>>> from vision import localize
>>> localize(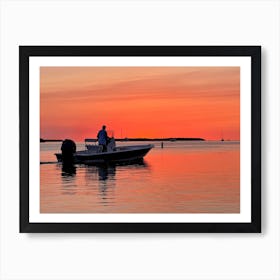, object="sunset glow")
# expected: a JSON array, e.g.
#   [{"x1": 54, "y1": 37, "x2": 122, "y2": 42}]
[{"x1": 40, "y1": 67, "x2": 240, "y2": 141}]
